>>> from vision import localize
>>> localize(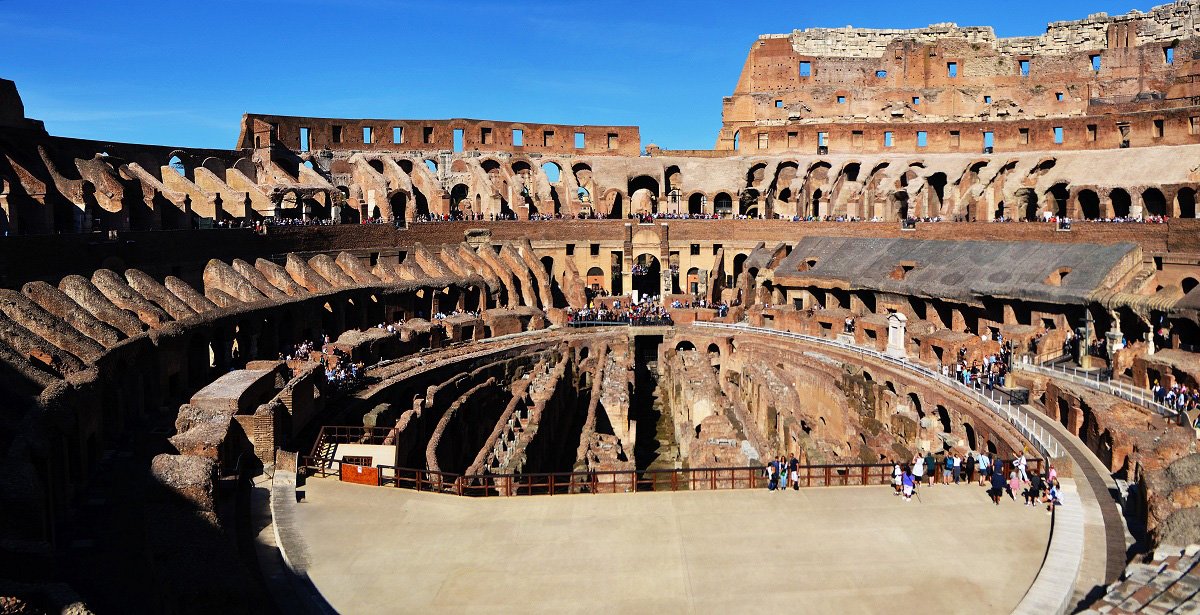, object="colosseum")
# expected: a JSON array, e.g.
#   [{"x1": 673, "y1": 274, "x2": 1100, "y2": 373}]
[{"x1": 2, "y1": 2, "x2": 1200, "y2": 614}]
